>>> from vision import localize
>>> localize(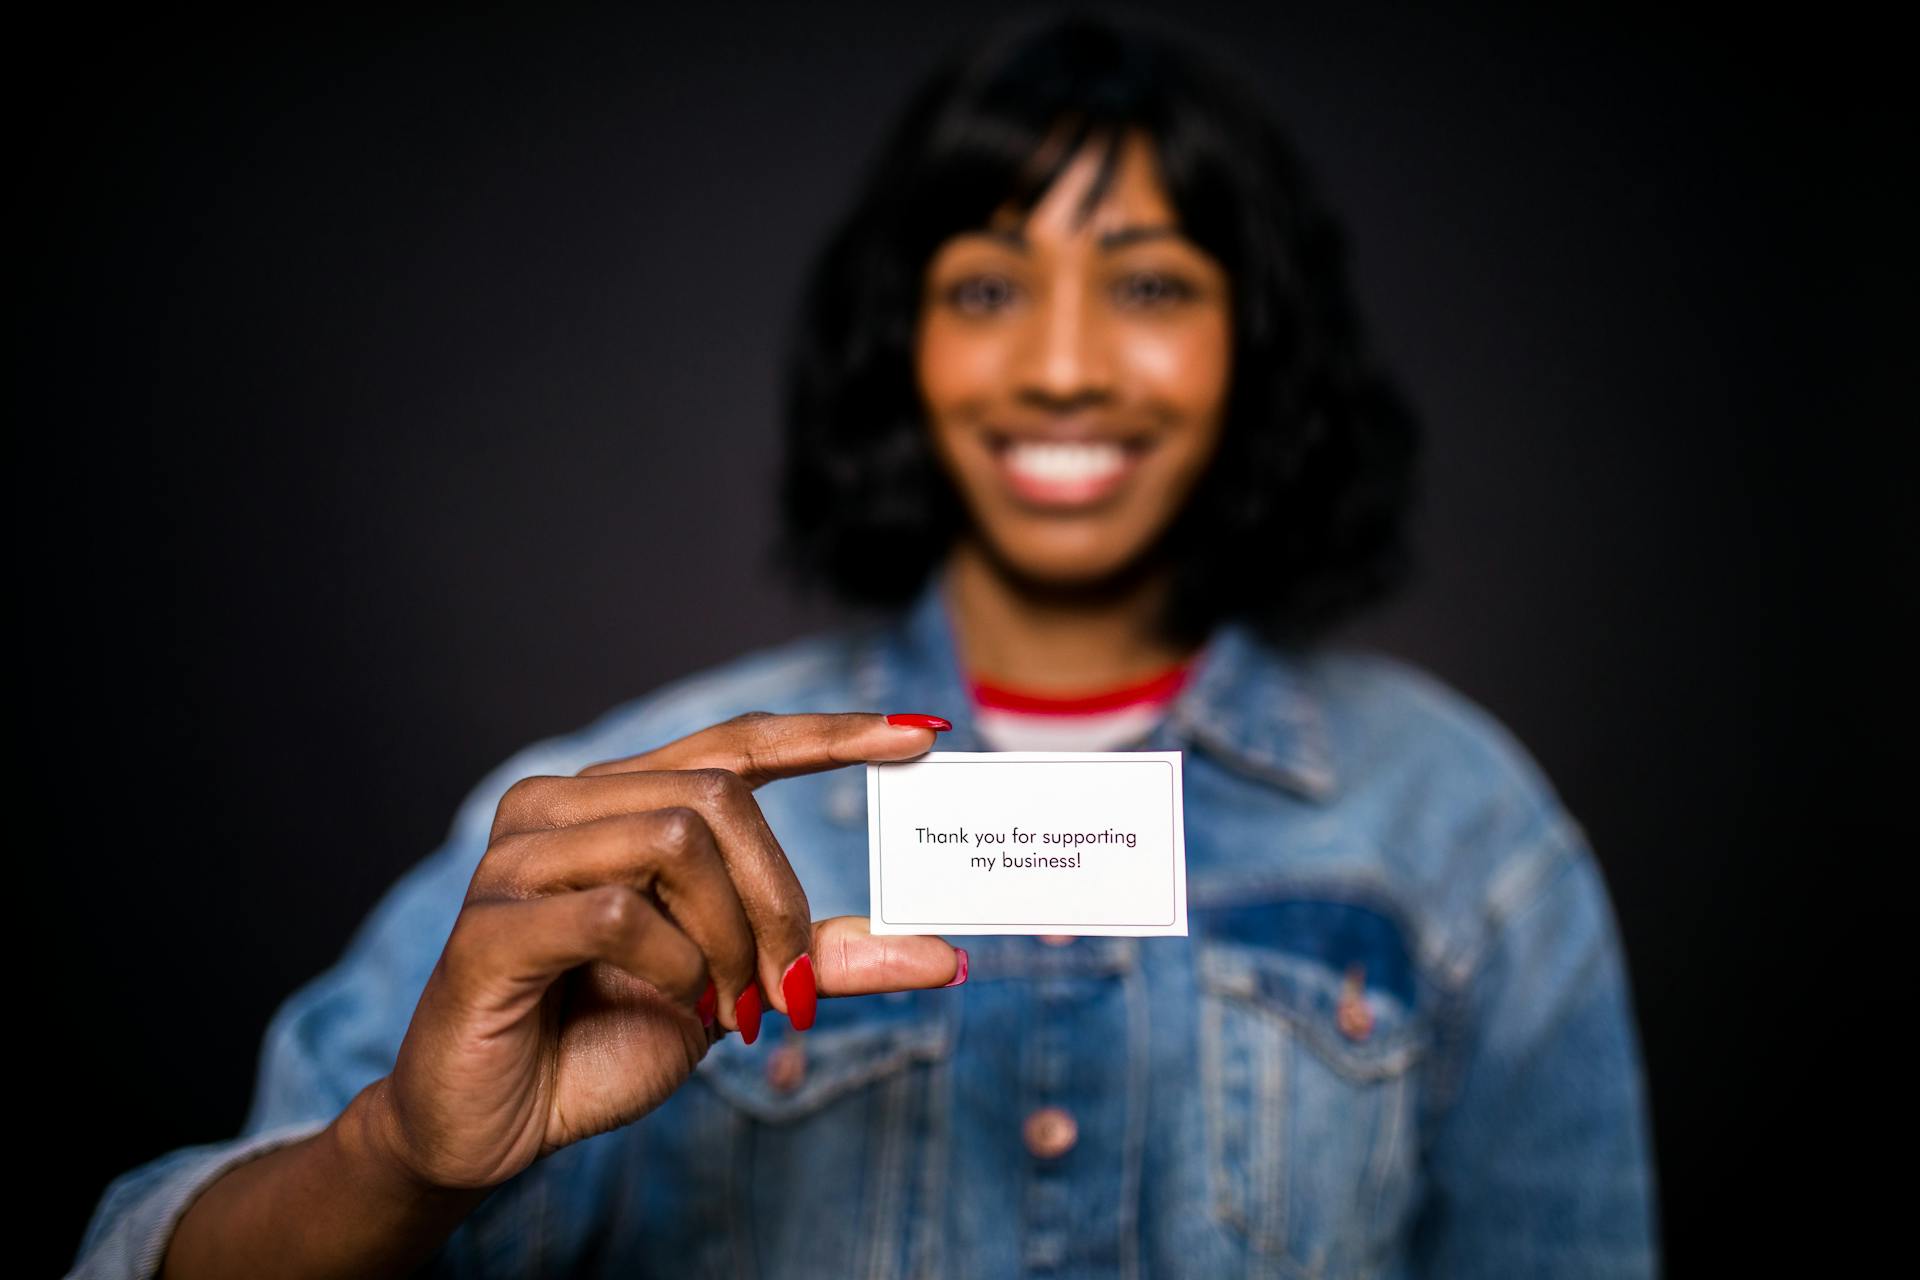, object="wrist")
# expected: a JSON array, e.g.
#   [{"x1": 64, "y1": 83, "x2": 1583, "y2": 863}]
[
  {"x1": 161, "y1": 1079, "x2": 489, "y2": 1280},
  {"x1": 337, "y1": 1077, "x2": 492, "y2": 1212}
]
